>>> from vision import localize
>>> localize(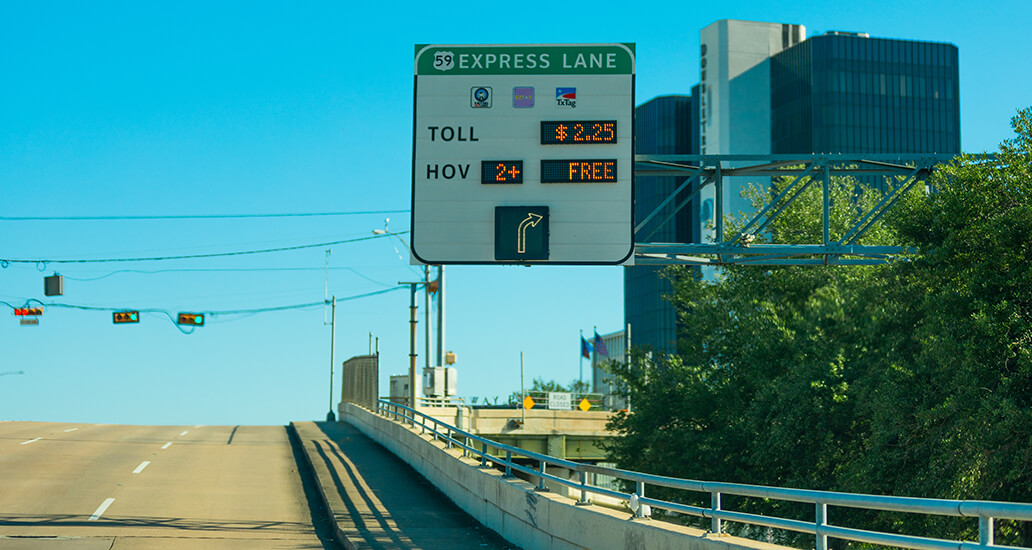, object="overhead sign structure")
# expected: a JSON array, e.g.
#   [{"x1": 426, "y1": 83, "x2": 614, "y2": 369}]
[{"x1": 412, "y1": 43, "x2": 635, "y2": 265}]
